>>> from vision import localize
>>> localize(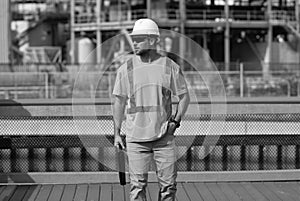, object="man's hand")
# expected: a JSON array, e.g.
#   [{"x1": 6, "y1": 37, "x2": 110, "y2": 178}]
[
  {"x1": 113, "y1": 95, "x2": 126, "y2": 150},
  {"x1": 167, "y1": 122, "x2": 177, "y2": 135},
  {"x1": 114, "y1": 134, "x2": 125, "y2": 150}
]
